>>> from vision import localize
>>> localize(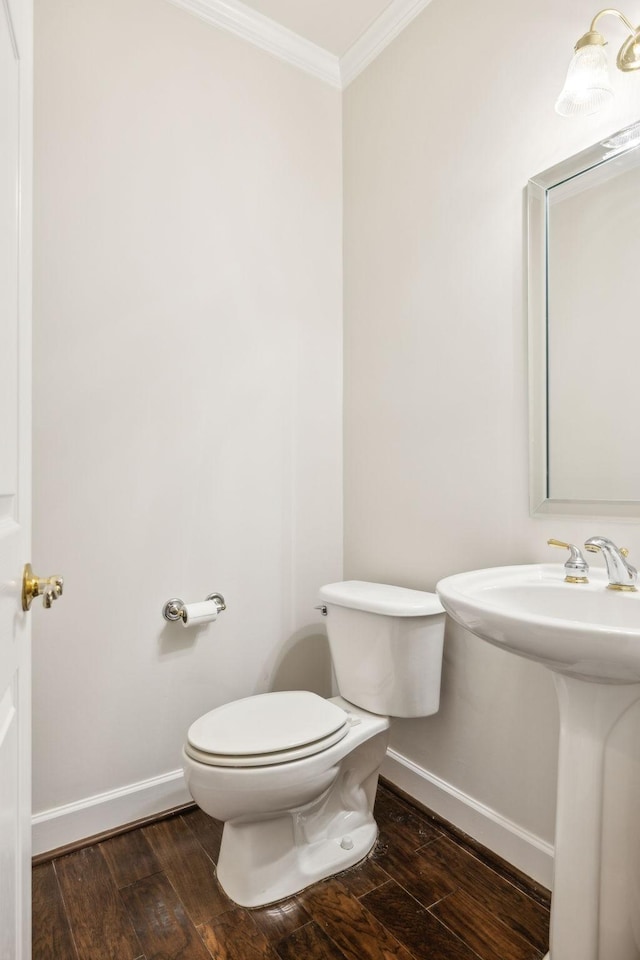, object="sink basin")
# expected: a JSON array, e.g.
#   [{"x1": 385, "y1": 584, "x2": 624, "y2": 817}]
[
  {"x1": 436, "y1": 562, "x2": 640, "y2": 960},
  {"x1": 436, "y1": 563, "x2": 640, "y2": 683}
]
